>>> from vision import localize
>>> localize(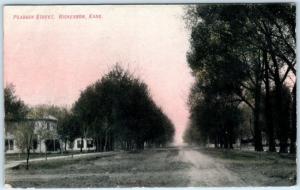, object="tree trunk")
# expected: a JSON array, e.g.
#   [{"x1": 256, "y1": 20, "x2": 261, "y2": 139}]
[
  {"x1": 100, "y1": 137, "x2": 103, "y2": 152},
  {"x1": 45, "y1": 149, "x2": 47, "y2": 160},
  {"x1": 26, "y1": 148, "x2": 30, "y2": 170},
  {"x1": 228, "y1": 126, "x2": 234, "y2": 149},
  {"x1": 224, "y1": 130, "x2": 229, "y2": 149},
  {"x1": 64, "y1": 139, "x2": 67, "y2": 152},
  {"x1": 108, "y1": 134, "x2": 111, "y2": 151},
  {"x1": 80, "y1": 137, "x2": 83, "y2": 153},
  {"x1": 104, "y1": 131, "x2": 108, "y2": 151},
  {"x1": 95, "y1": 138, "x2": 98, "y2": 152},
  {"x1": 267, "y1": 33, "x2": 288, "y2": 153},
  {"x1": 111, "y1": 137, "x2": 114, "y2": 151},
  {"x1": 263, "y1": 51, "x2": 276, "y2": 152},
  {"x1": 253, "y1": 62, "x2": 263, "y2": 152},
  {"x1": 53, "y1": 139, "x2": 56, "y2": 152},
  {"x1": 273, "y1": 60, "x2": 288, "y2": 153},
  {"x1": 26, "y1": 135, "x2": 33, "y2": 170},
  {"x1": 40, "y1": 140, "x2": 42, "y2": 153},
  {"x1": 290, "y1": 83, "x2": 297, "y2": 154}
]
